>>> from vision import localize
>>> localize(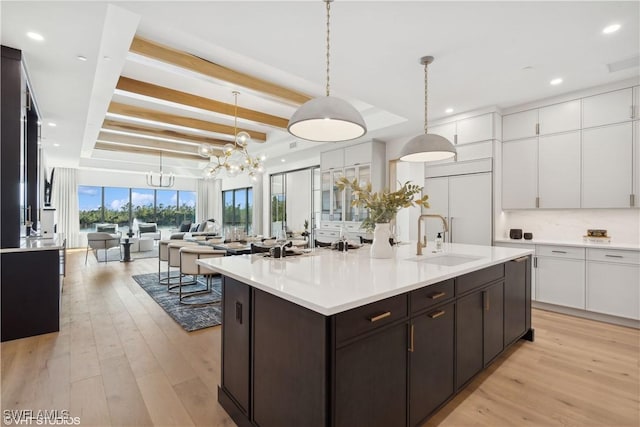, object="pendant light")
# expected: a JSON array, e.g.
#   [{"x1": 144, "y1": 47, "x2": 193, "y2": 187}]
[
  {"x1": 288, "y1": 0, "x2": 366, "y2": 142},
  {"x1": 146, "y1": 151, "x2": 175, "y2": 188},
  {"x1": 399, "y1": 56, "x2": 457, "y2": 162}
]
